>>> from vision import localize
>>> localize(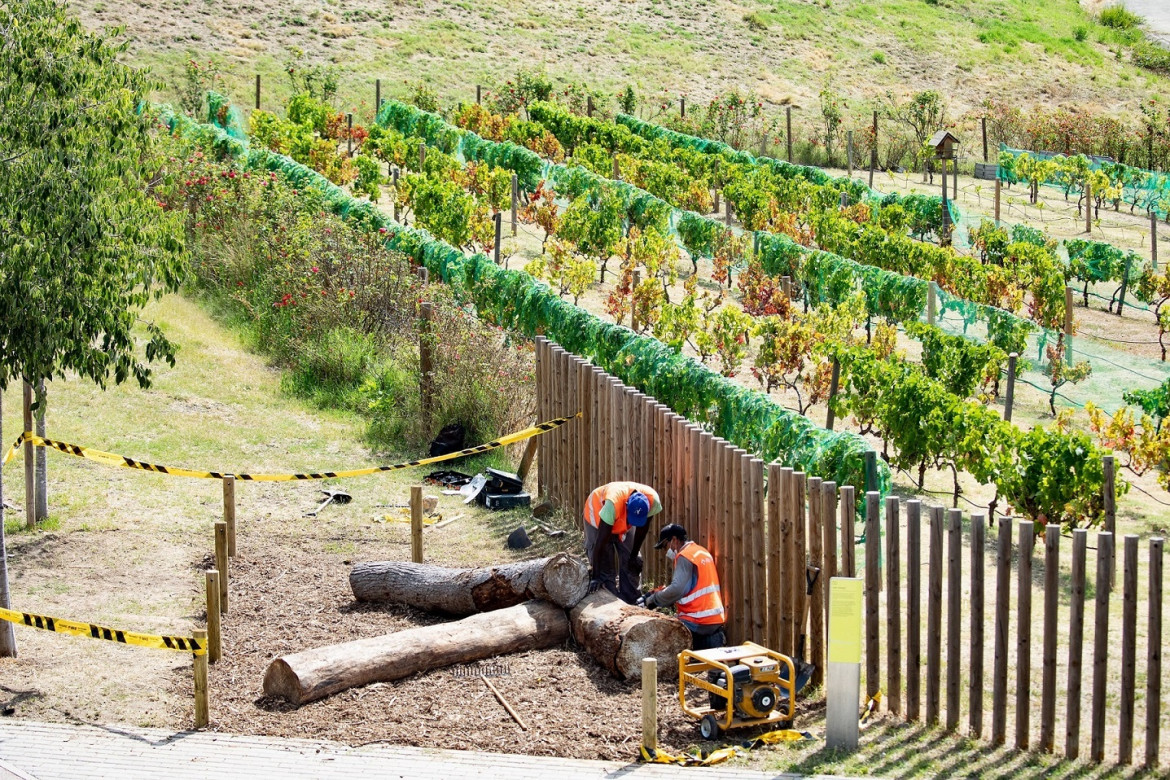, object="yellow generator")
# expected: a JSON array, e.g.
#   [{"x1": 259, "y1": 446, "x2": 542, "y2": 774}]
[{"x1": 678, "y1": 642, "x2": 798, "y2": 740}]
